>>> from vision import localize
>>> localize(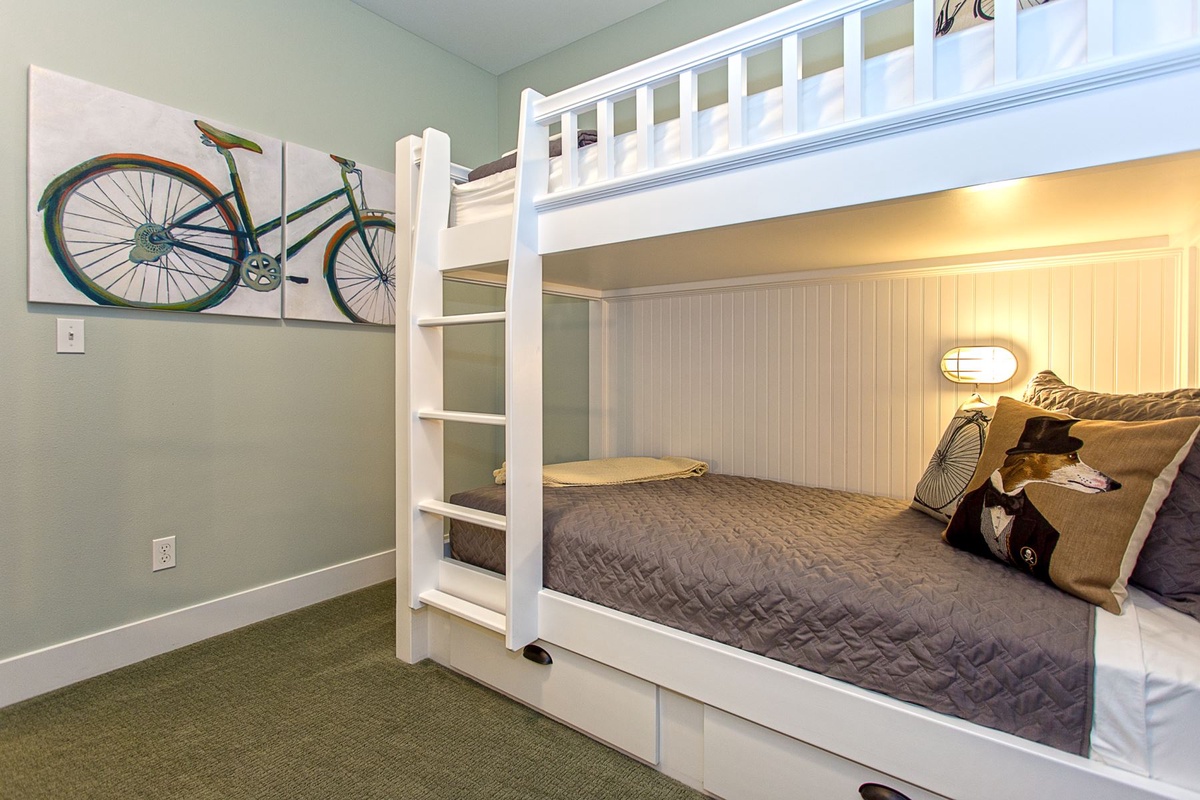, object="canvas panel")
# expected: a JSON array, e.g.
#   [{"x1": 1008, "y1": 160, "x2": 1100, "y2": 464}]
[
  {"x1": 28, "y1": 67, "x2": 282, "y2": 319},
  {"x1": 283, "y1": 143, "x2": 396, "y2": 325}
]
